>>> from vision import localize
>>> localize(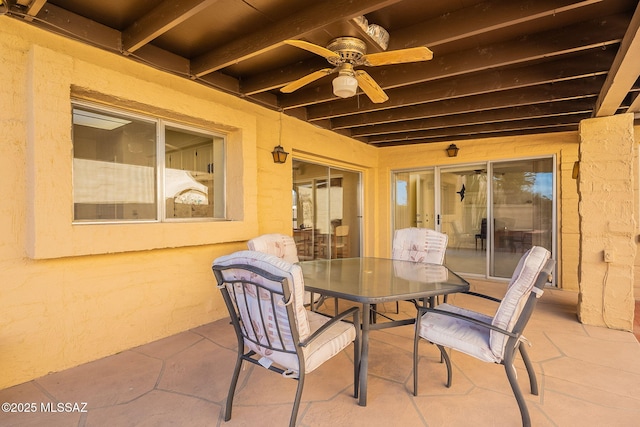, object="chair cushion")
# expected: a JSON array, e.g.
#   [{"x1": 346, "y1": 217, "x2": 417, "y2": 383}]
[
  {"x1": 392, "y1": 228, "x2": 448, "y2": 264},
  {"x1": 247, "y1": 233, "x2": 300, "y2": 264},
  {"x1": 418, "y1": 304, "x2": 499, "y2": 363},
  {"x1": 247, "y1": 234, "x2": 321, "y2": 305},
  {"x1": 214, "y1": 250, "x2": 356, "y2": 376},
  {"x1": 303, "y1": 311, "x2": 357, "y2": 374},
  {"x1": 490, "y1": 246, "x2": 550, "y2": 358},
  {"x1": 214, "y1": 250, "x2": 310, "y2": 342}
]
